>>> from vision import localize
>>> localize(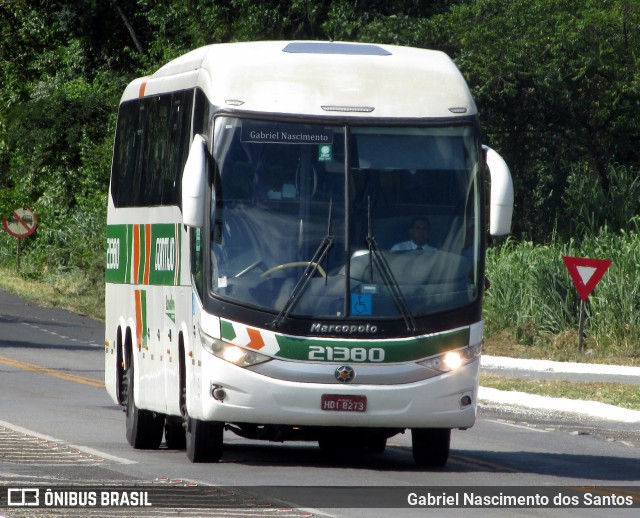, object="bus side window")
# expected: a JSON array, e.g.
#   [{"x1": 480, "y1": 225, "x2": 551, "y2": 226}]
[
  {"x1": 111, "y1": 100, "x2": 141, "y2": 207},
  {"x1": 163, "y1": 90, "x2": 195, "y2": 206},
  {"x1": 141, "y1": 95, "x2": 171, "y2": 205},
  {"x1": 111, "y1": 89, "x2": 198, "y2": 208}
]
